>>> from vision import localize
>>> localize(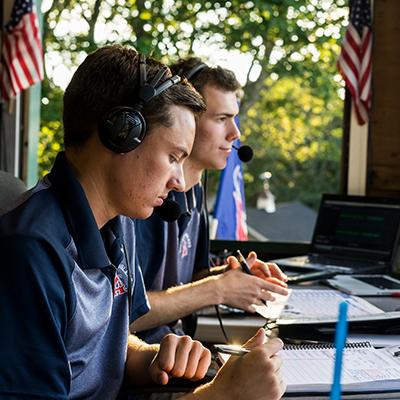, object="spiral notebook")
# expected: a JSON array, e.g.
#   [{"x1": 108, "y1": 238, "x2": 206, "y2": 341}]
[
  {"x1": 282, "y1": 342, "x2": 400, "y2": 394},
  {"x1": 218, "y1": 342, "x2": 400, "y2": 394}
]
